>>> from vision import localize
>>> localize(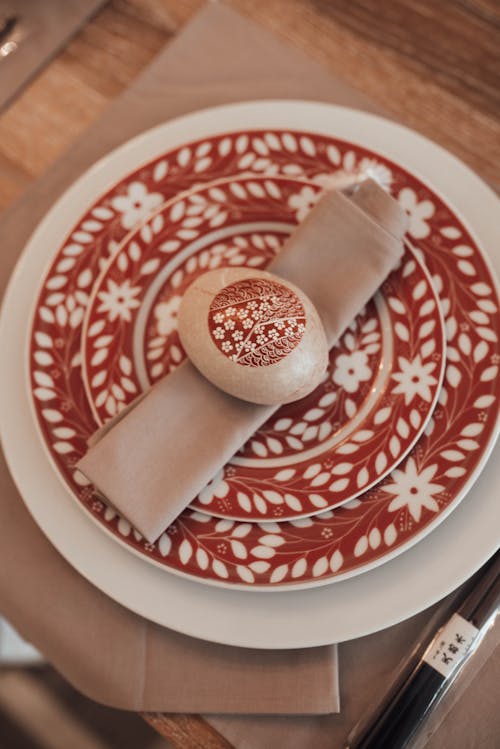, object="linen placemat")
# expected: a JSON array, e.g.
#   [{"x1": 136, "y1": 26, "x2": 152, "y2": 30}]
[
  {"x1": 0, "y1": 1, "x2": 498, "y2": 745},
  {"x1": 0, "y1": 444, "x2": 340, "y2": 714}
]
